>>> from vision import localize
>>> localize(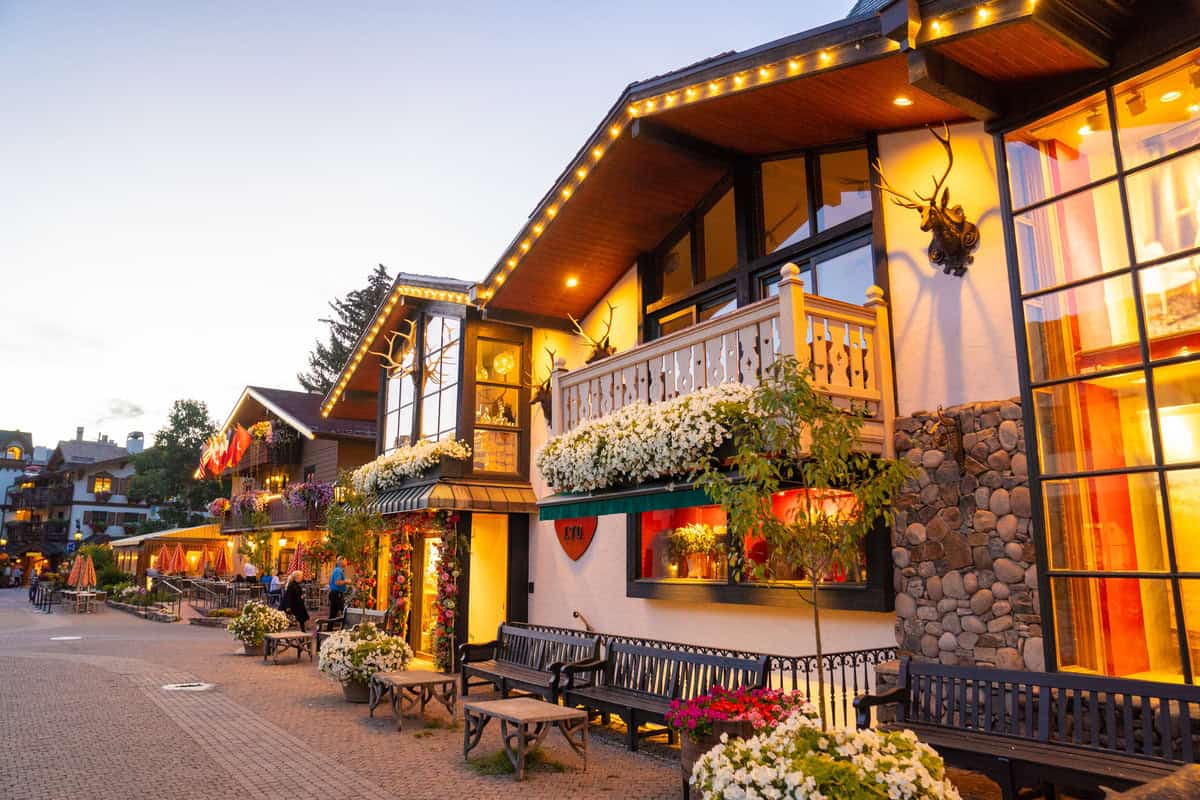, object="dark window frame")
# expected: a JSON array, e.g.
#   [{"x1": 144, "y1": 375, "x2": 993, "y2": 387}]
[
  {"x1": 460, "y1": 321, "x2": 532, "y2": 480},
  {"x1": 380, "y1": 309, "x2": 466, "y2": 454}
]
